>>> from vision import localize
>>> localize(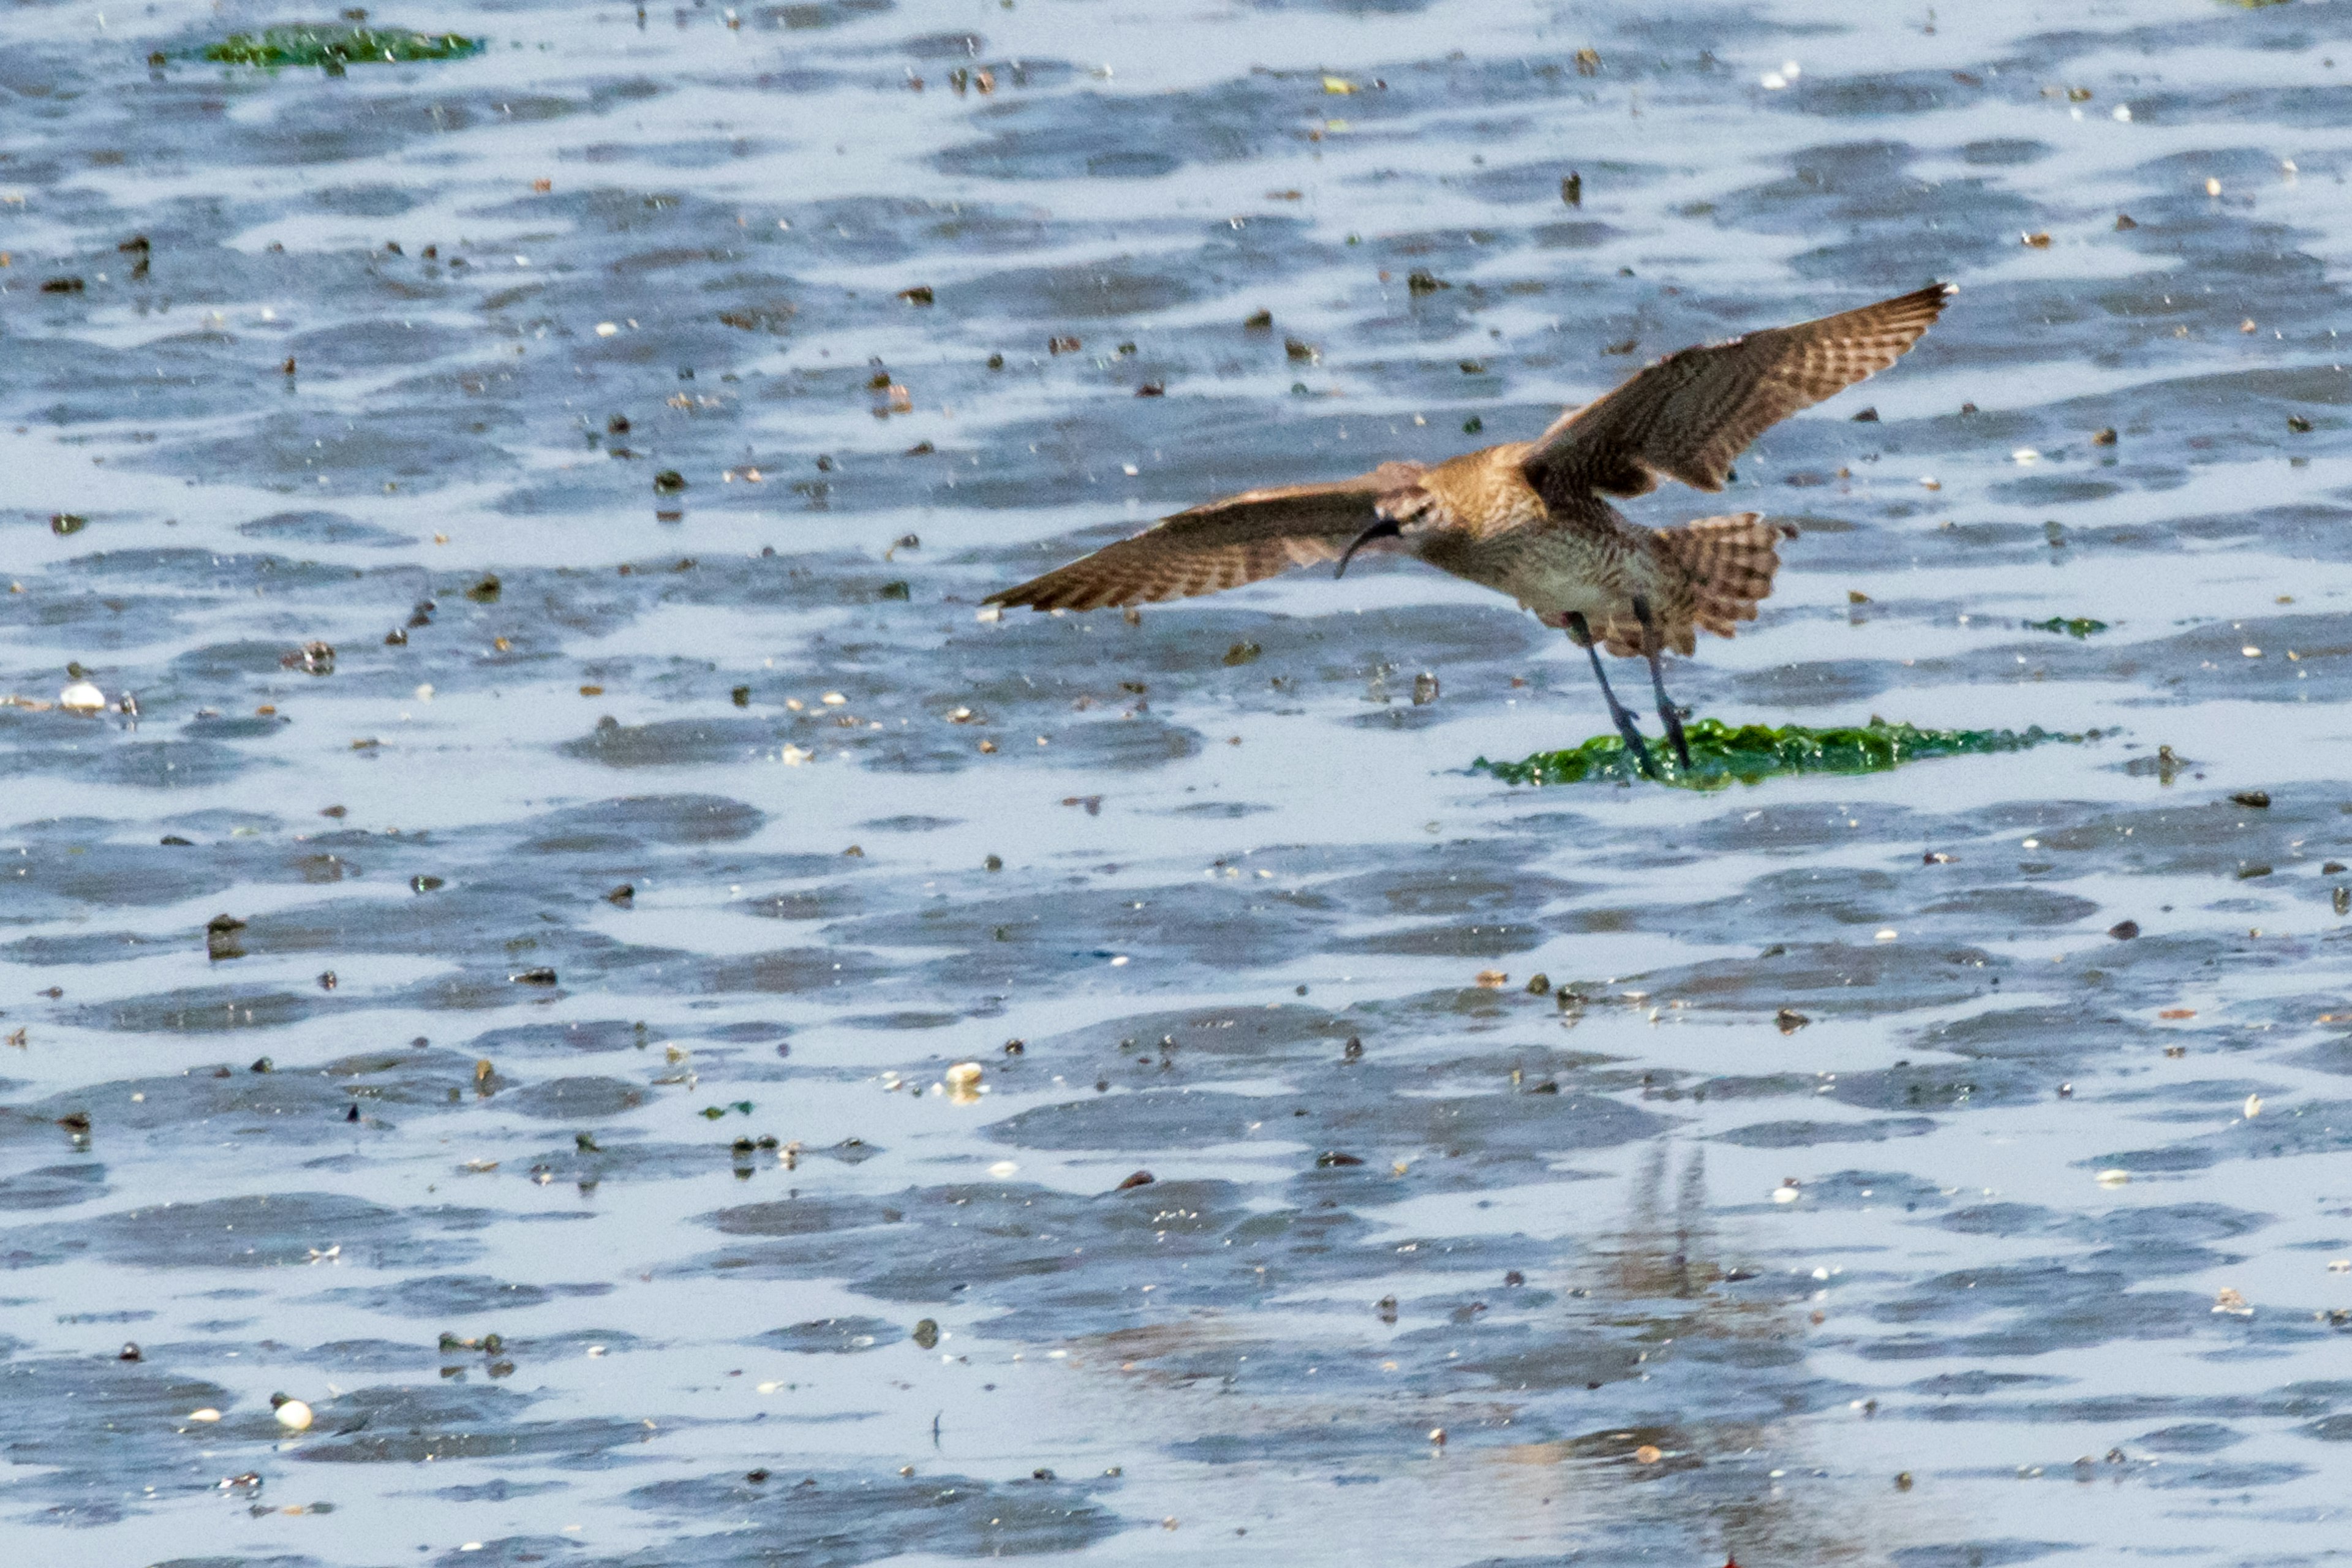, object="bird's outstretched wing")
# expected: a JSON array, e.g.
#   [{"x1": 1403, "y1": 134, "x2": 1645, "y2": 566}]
[
  {"x1": 986, "y1": 461, "x2": 1427, "y2": 612},
  {"x1": 1521, "y1": 283, "x2": 1952, "y2": 507}
]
